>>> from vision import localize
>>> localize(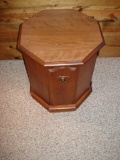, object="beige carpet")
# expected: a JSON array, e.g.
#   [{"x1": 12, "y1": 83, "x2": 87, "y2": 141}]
[{"x1": 0, "y1": 58, "x2": 120, "y2": 160}]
